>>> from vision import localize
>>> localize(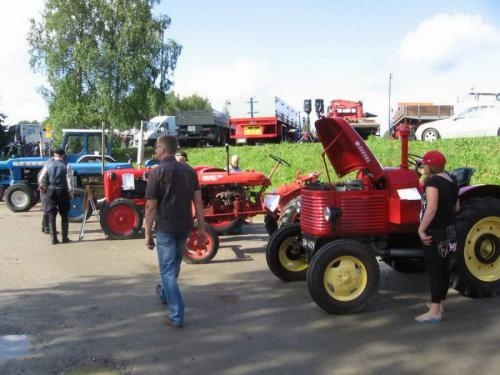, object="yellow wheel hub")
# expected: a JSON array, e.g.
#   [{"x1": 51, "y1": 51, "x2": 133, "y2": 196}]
[
  {"x1": 278, "y1": 237, "x2": 307, "y2": 272},
  {"x1": 464, "y1": 216, "x2": 500, "y2": 282},
  {"x1": 324, "y1": 256, "x2": 368, "y2": 301}
]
